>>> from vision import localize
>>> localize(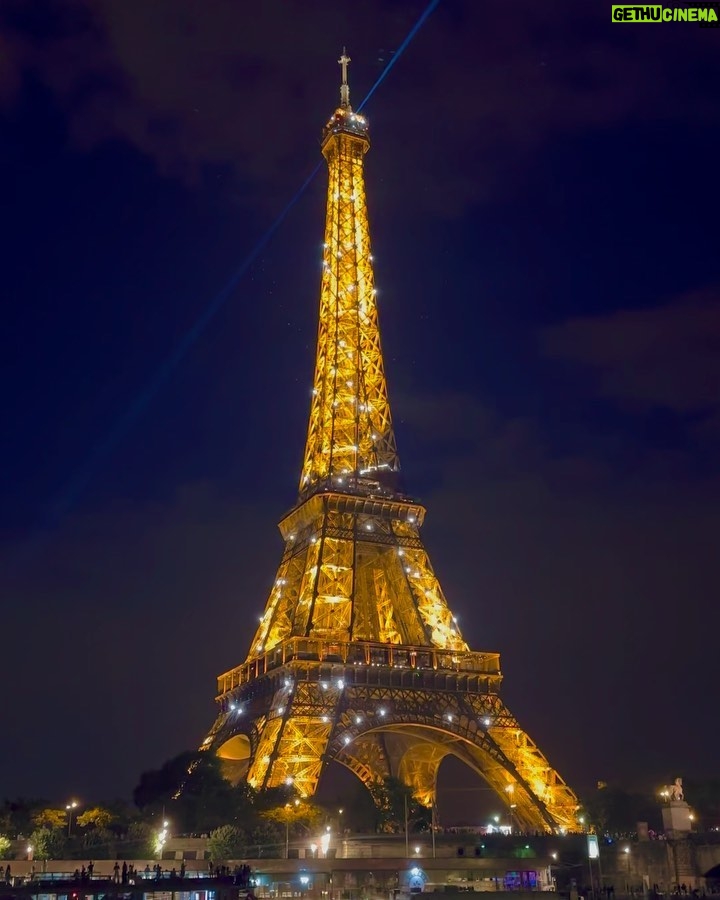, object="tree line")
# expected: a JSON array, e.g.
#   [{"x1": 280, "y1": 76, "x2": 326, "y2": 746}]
[
  {"x1": 2, "y1": 756, "x2": 718, "y2": 861},
  {"x1": 0, "y1": 751, "x2": 430, "y2": 861}
]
